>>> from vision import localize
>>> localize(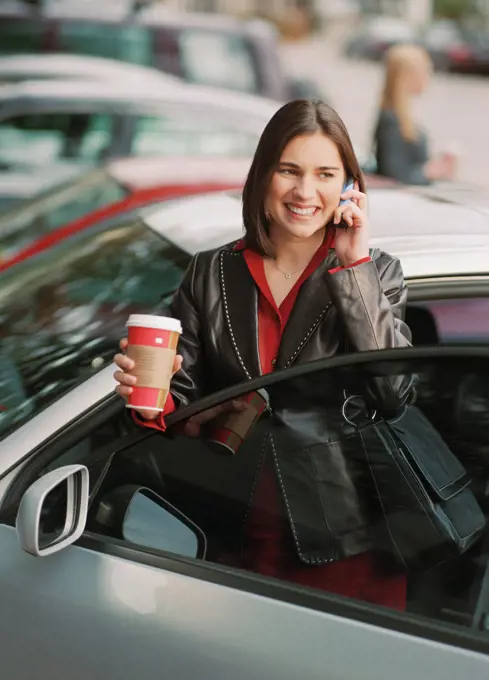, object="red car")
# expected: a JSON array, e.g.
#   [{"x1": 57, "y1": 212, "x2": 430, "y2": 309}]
[{"x1": 0, "y1": 155, "x2": 250, "y2": 272}]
